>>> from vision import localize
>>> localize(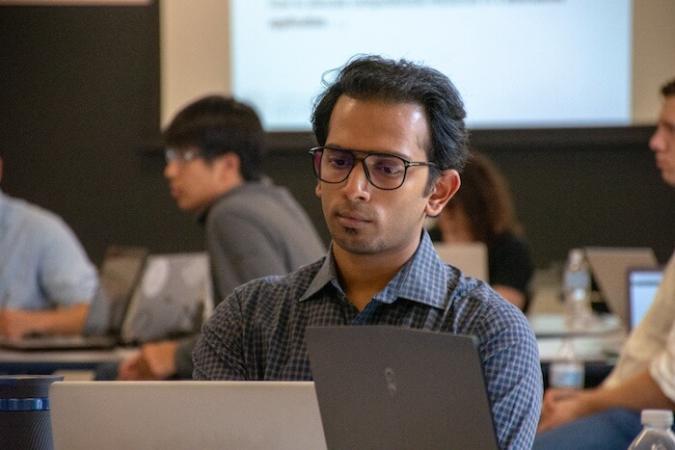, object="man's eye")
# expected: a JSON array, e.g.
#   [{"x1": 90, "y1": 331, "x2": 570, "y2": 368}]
[
  {"x1": 373, "y1": 161, "x2": 404, "y2": 176},
  {"x1": 328, "y1": 157, "x2": 351, "y2": 168}
]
